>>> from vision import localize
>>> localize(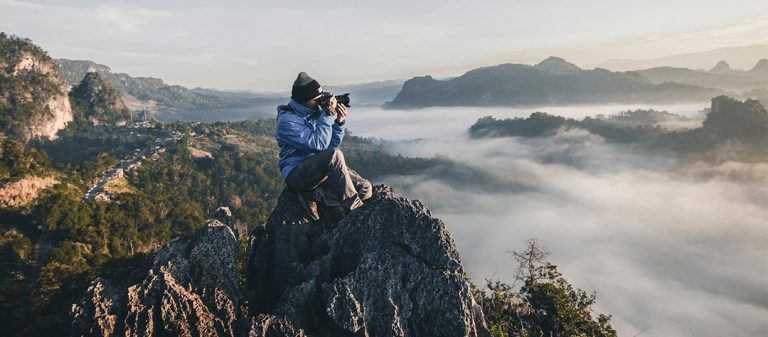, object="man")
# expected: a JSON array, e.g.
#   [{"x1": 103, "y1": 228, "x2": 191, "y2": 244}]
[{"x1": 275, "y1": 72, "x2": 372, "y2": 220}]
